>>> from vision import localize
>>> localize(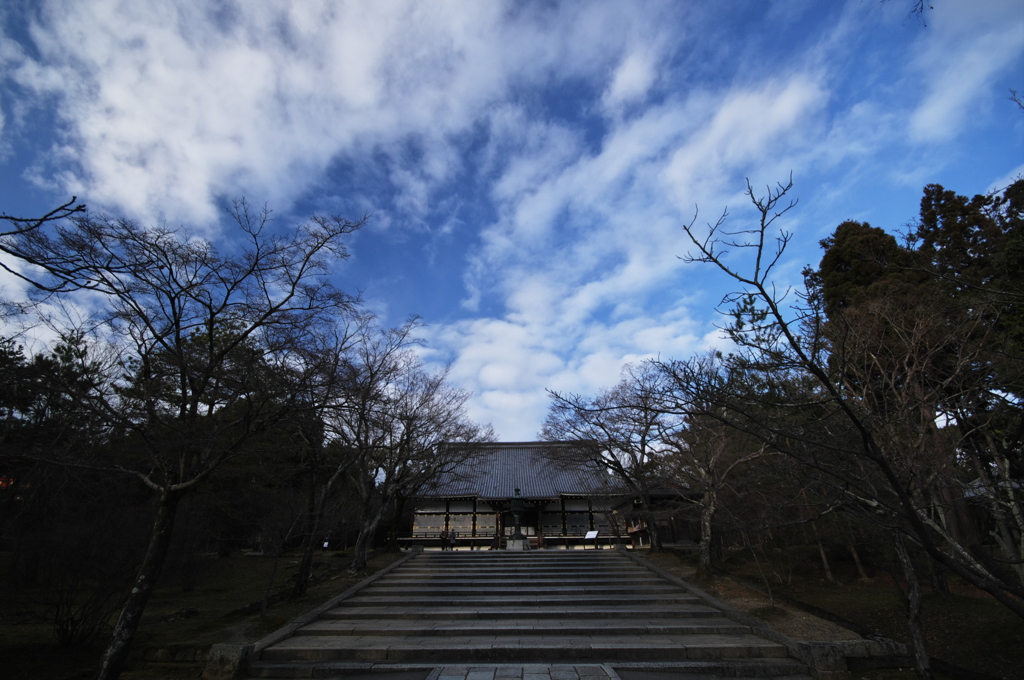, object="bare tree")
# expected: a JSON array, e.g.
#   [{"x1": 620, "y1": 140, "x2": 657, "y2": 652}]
[
  {"x1": 676, "y1": 177, "x2": 1024, "y2": 679},
  {"x1": 326, "y1": 318, "x2": 493, "y2": 572},
  {"x1": 0, "y1": 199, "x2": 364, "y2": 680},
  {"x1": 656, "y1": 352, "x2": 771, "y2": 579},
  {"x1": 880, "y1": 0, "x2": 933, "y2": 24},
  {"x1": 1, "y1": 198, "x2": 86, "y2": 292},
  {"x1": 285, "y1": 318, "x2": 367, "y2": 598},
  {"x1": 542, "y1": 362, "x2": 681, "y2": 550}
]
